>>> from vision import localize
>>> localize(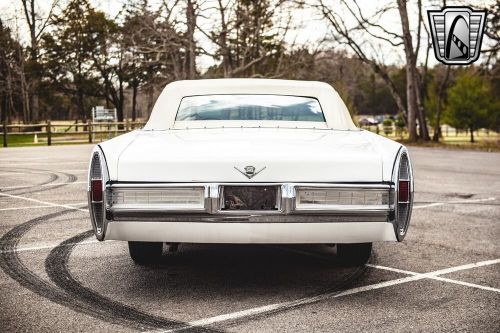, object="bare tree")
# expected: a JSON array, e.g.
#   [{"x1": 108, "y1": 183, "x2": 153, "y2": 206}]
[
  {"x1": 432, "y1": 66, "x2": 451, "y2": 141},
  {"x1": 185, "y1": 0, "x2": 198, "y2": 79},
  {"x1": 481, "y1": 0, "x2": 499, "y2": 65},
  {"x1": 430, "y1": 0, "x2": 450, "y2": 142},
  {"x1": 313, "y1": 0, "x2": 436, "y2": 141},
  {"x1": 0, "y1": 19, "x2": 23, "y2": 123},
  {"x1": 397, "y1": 0, "x2": 418, "y2": 141},
  {"x1": 20, "y1": 0, "x2": 58, "y2": 122},
  {"x1": 198, "y1": 0, "x2": 294, "y2": 78},
  {"x1": 125, "y1": 0, "x2": 197, "y2": 82},
  {"x1": 314, "y1": 0, "x2": 409, "y2": 127}
]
